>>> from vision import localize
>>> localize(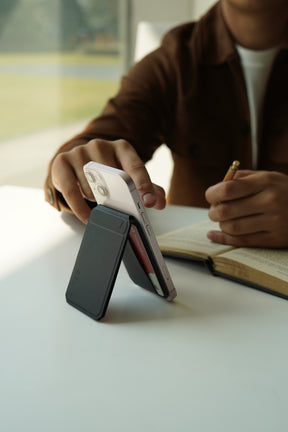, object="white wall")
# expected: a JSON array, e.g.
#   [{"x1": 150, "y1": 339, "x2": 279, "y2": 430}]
[
  {"x1": 193, "y1": 0, "x2": 217, "y2": 19},
  {"x1": 130, "y1": 0, "x2": 217, "y2": 59},
  {"x1": 132, "y1": 0, "x2": 217, "y2": 23},
  {"x1": 132, "y1": 0, "x2": 193, "y2": 24},
  {"x1": 130, "y1": 0, "x2": 192, "y2": 60}
]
